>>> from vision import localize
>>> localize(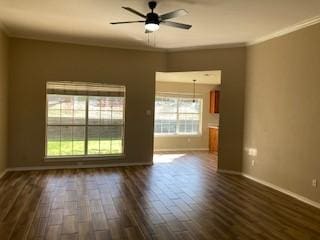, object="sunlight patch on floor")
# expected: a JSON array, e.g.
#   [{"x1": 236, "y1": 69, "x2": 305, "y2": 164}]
[{"x1": 153, "y1": 153, "x2": 186, "y2": 163}]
